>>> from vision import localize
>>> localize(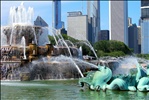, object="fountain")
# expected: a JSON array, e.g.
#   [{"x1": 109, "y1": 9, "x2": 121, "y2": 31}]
[
  {"x1": 0, "y1": 3, "x2": 98, "y2": 81},
  {"x1": 21, "y1": 36, "x2": 27, "y2": 59},
  {"x1": 1, "y1": 2, "x2": 149, "y2": 100},
  {"x1": 1, "y1": 1, "x2": 148, "y2": 94}
]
